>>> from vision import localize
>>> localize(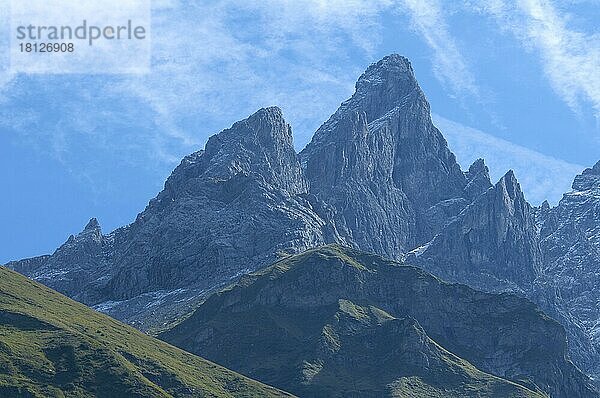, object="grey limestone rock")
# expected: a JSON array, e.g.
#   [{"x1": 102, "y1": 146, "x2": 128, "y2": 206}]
[
  {"x1": 537, "y1": 161, "x2": 600, "y2": 377},
  {"x1": 300, "y1": 55, "x2": 470, "y2": 258},
  {"x1": 6, "y1": 55, "x2": 600, "y2": 387}
]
